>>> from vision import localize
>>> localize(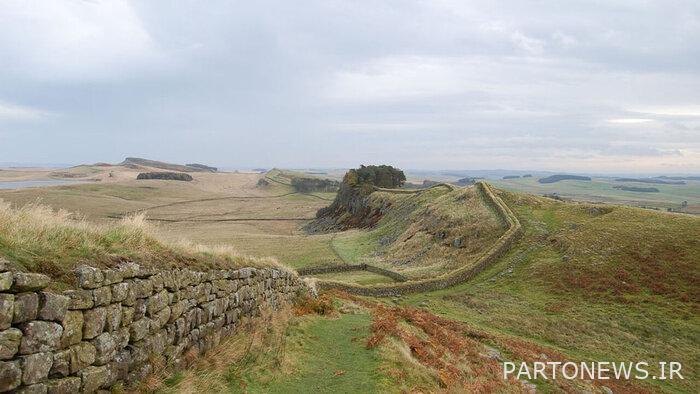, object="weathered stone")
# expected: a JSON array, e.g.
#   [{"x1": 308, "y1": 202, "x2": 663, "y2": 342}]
[
  {"x1": 17, "y1": 383, "x2": 47, "y2": 394},
  {"x1": 59, "y1": 311, "x2": 83, "y2": 348},
  {"x1": 13, "y1": 292, "x2": 39, "y2": 324},
  {"x1": 19, "y1": 321, "x2": 63, "y2": 354},
  {"x1": 104, "y1": 304, "x2": 122, "y2": 332},
  {"x1": 75, "y1": 265, "x2": 103, "y2": 289},
  {"x1": 37, "y1": 292, "x2": 69, "y2": 322},
  {"x1": 116, "y1": 262, "x2": 140, "y2": 279},
  {"x1": 68, "y1": 342, "x2": 95, "y2": 374},
  {"x1": 20, "y1": 351, "x2": 53, "y2": 384},
  {"x1": 63, "y1": 289, "x2": 94, "y2": 310},
  {"x1": 78, "y1": 365, "x2": 108, "y2": 393},
  {"x1": 46, "y1": 376, "x2": 81, "y2": 394},
  {"x1": 121, "y1": 306, "x2": 134, "y2": 327},
  {"x1": 82, "y1": 307, "x2": 106, "y2": 339},
  {"x1": 169, "y1": 301, "x2": 186, "y2": 323},
  {"x1": 114, "y1": 327, "x2": 129, "y2": 349},
  {"x1": 92, "y1": 286, "x2": 111, "y2": 307},
  {"x1": 0, "y1": 327, "x2": 22, "y2": 360},
  {"x1": 132, "y1": 278, "x2": 153, "y2": 299},
  {"x1": 50, "y1": 349, "x2": 70, "y2": 378},
  {"x1": 0, "y1": 360, "x2": 22, "y2": 391},
  {"x1": 11, "y1": 273, "x2": 50, "y2": 292},
  {"x1": 0, "y1": 294, "x2": 13, "y2": 330},
  {"x1": 0, "y1": 271, "x2": 12, "y2": 291},
  {"x1": 146, "y1": 290, "x2": 169, "y2": 316},
  {"x1": 129, "y1": 318, "x2": 150, "y2": 342},
  {"x1": 107, "y1": 350, "x2": 130, "y2": 385},
  {"x1": 110, "y1": 282, "x2": 129, "y2": 303},
  {"x1": 150, "y1": 306, "x2": 170, "y2": 332},
  {"x1": 91, "y1": 332, "x2": 116, "y2": 366},
  {"x1": 133, "y1": 299, "x2": 146, "y2": 320},
  {"x1": 102, "y1": 269, "x2": 123, "y2": 285}
]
